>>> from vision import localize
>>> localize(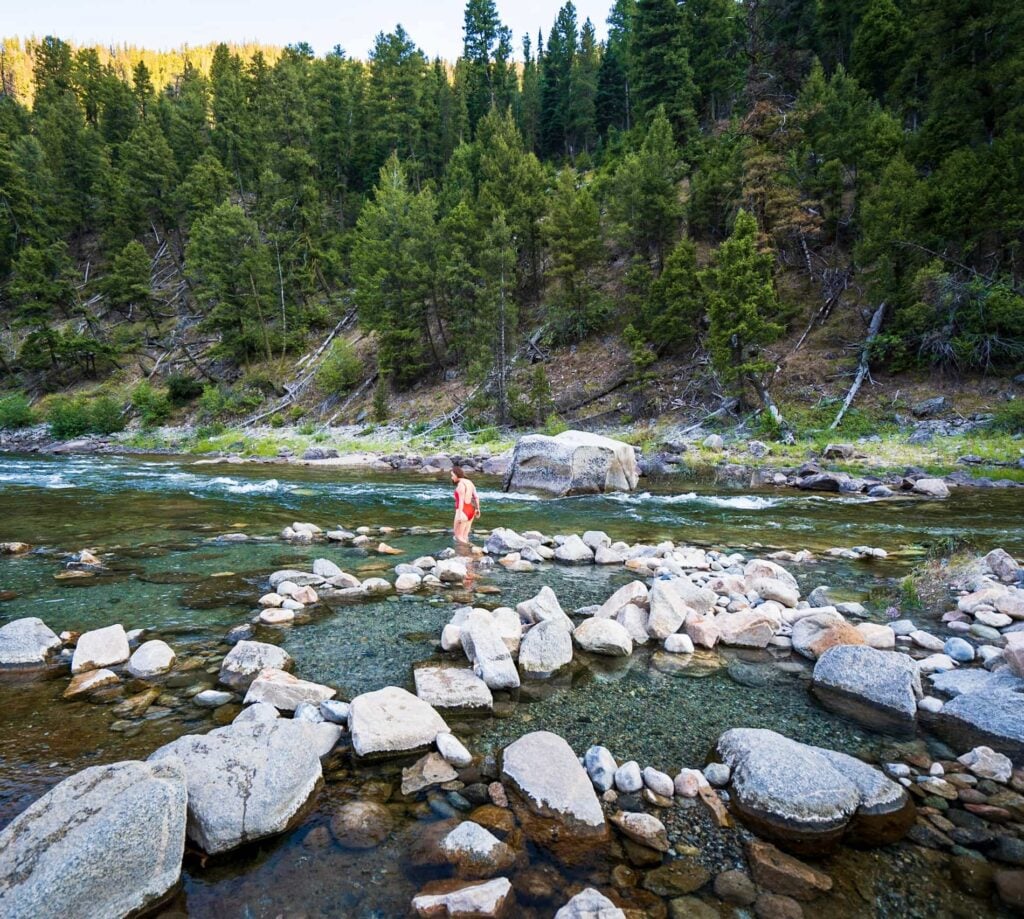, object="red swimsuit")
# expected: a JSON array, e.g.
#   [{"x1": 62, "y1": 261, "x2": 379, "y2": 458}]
[{"x1": 455, "y1": 488, "x2": 476, "y2": 521}]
